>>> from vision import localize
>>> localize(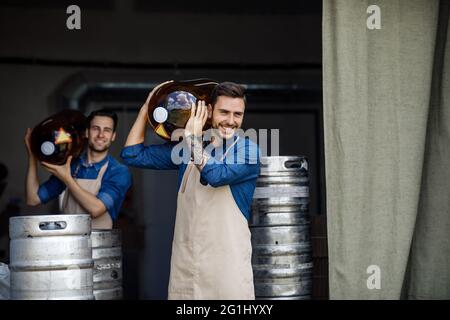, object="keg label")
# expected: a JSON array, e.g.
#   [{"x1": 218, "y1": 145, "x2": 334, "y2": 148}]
[
  {"x1": 253, "y1": 186, "x2": 309, "y2": 199},
  {"x1": 96, "y1": 262, "x2": 121, "y2": 270},
  {"x1": 153, "y1": 107, "x2": 169, "y2": 123},
  {"x1": 41, "y1": 141, "x2": 55, "y2": 156}
]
